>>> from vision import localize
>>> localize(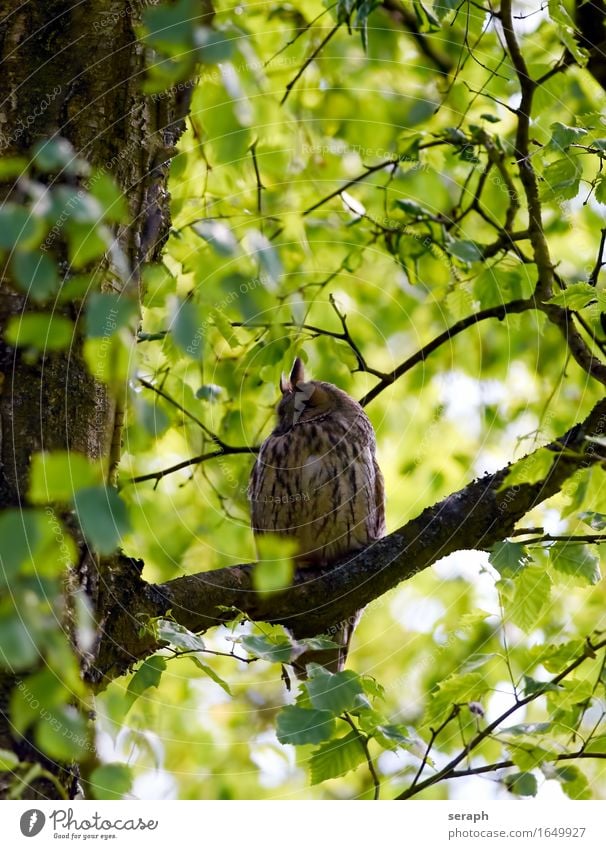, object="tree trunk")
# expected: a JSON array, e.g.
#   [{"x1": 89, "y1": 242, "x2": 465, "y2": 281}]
[{"x1": 0, "y1": 0, "x2": 207, "y2": 799}]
